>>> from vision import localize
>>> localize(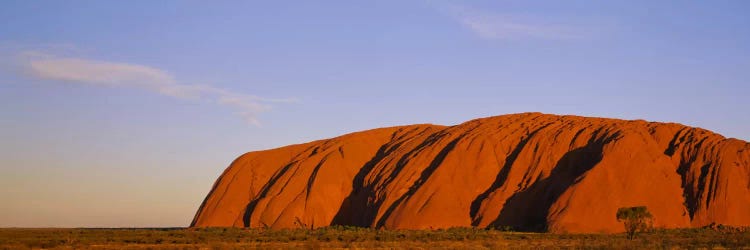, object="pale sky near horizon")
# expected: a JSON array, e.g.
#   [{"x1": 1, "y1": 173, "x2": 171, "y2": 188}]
[{"x1": 1, "y1": 1, "x2": 748, "y2": 227}]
